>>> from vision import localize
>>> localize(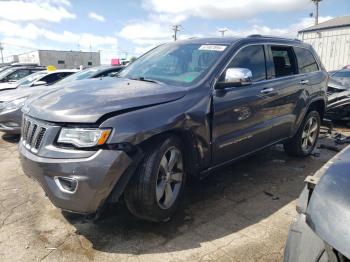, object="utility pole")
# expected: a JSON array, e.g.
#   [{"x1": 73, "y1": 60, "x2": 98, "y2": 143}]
[
  {"x1": 0, "y1": 42, "x2": 4, "y2": 64},
  {"x1": 218, "y1": 29, "x2": 228, "y2": 37},
  {"x1": 172, "y1": 25, "x2": 181, "y2": 41},
  {"x1": 312, "y1": 0, "x2": 322, "y2": 25}
]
